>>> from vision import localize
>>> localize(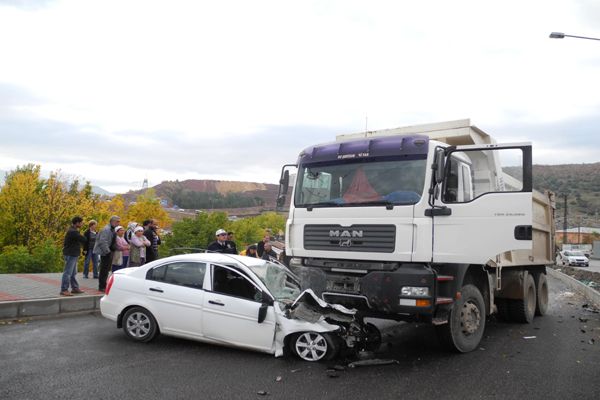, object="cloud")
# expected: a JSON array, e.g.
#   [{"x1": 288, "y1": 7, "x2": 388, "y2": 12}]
[{"x1": 0, "y1": 1, "x2": 599, "y2": 192}]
